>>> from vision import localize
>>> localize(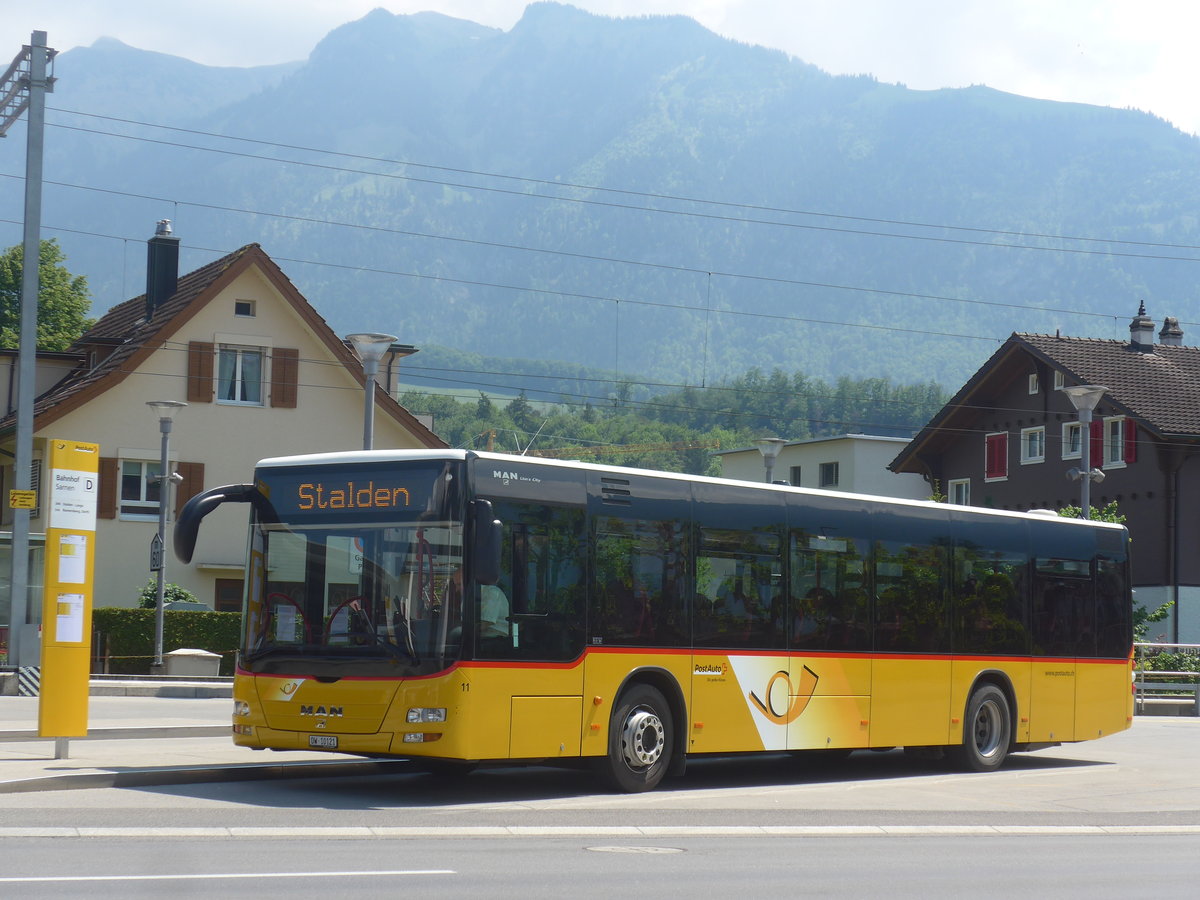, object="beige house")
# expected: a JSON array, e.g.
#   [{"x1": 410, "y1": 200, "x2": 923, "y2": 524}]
[
  {"x1": 1, "y1": 228, "x2": 443, "y2": 616},
  {"x1": 716, "y1": 434, "x2": 929, "y2": 500}
]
